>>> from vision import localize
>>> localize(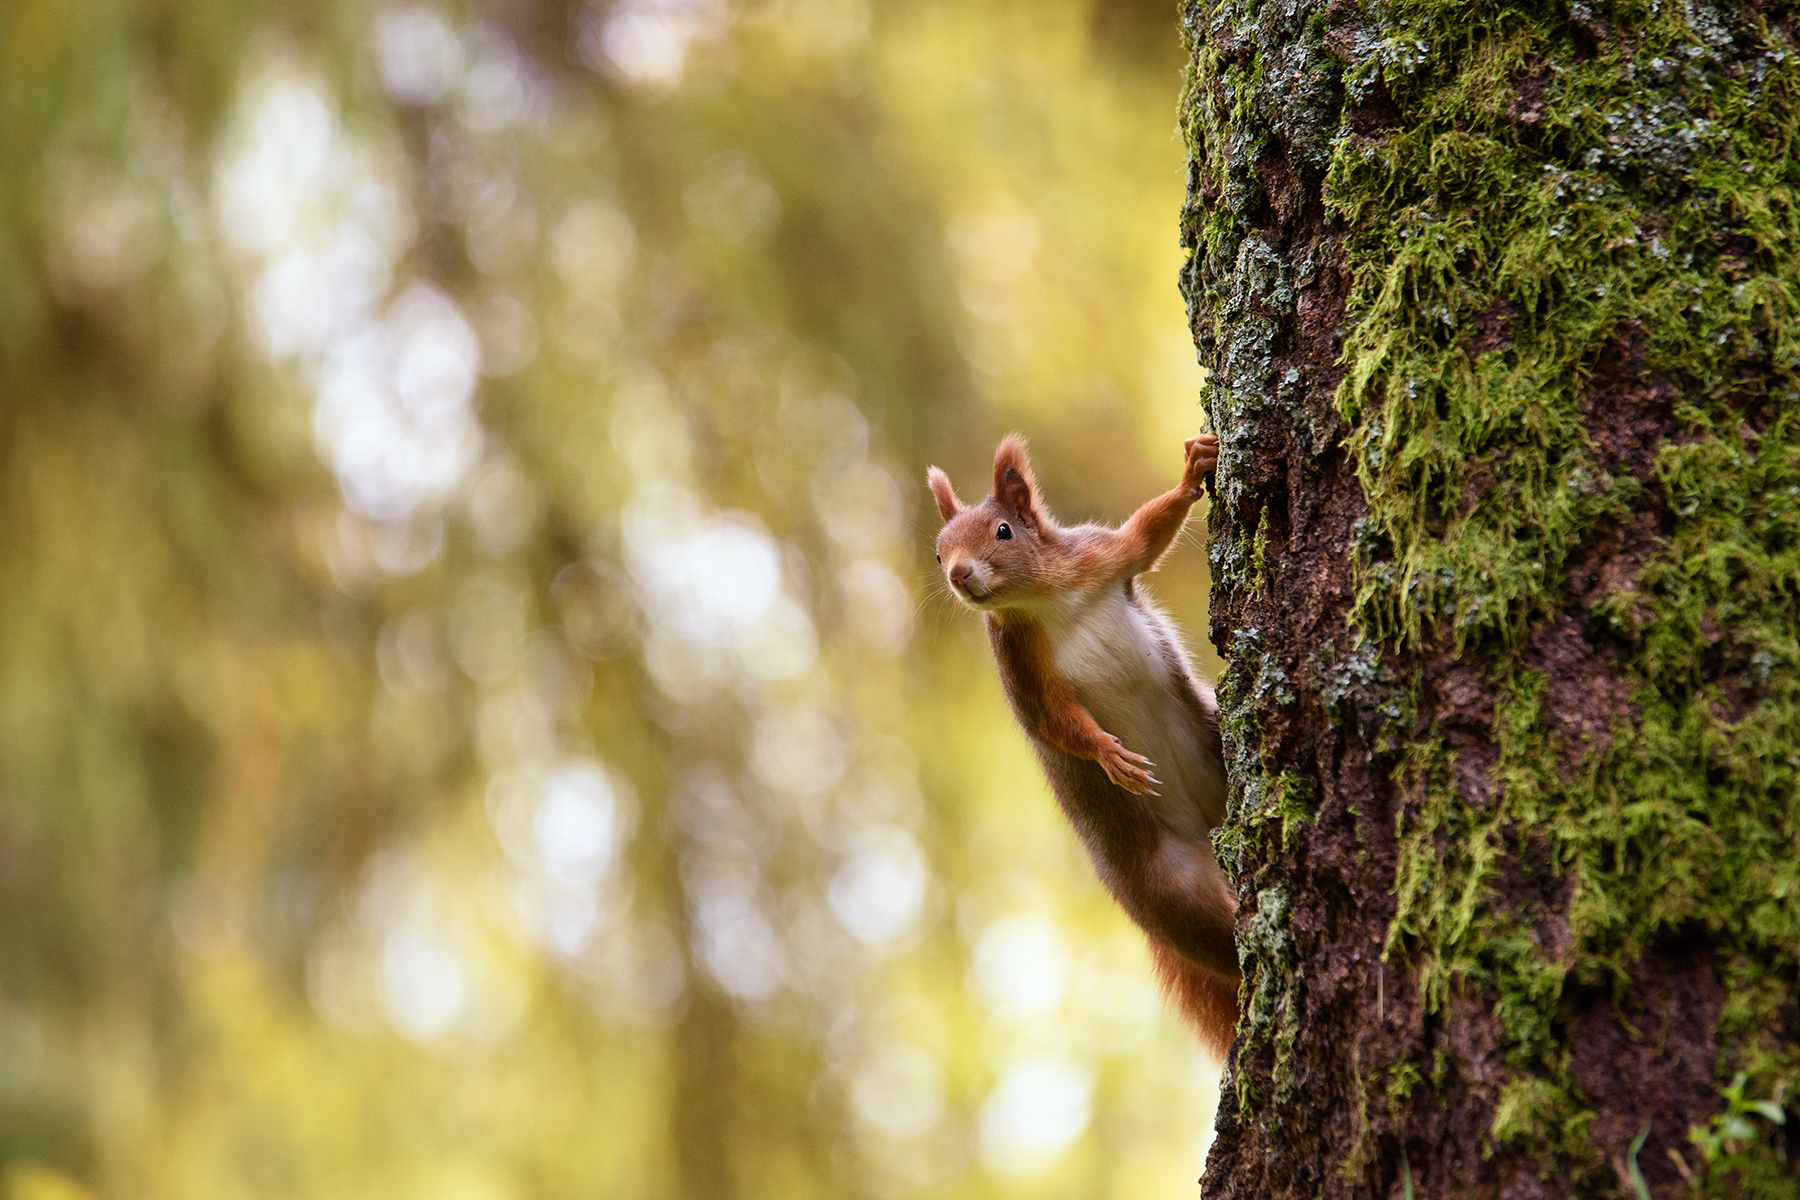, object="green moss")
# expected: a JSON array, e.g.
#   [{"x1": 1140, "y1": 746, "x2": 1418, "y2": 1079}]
[
  {"x1": 1185, "y1": 0, "x2": 1800, "y2": 1185},
  {"x1": 1386, "y1": 1057, "x2": 1423, "y2": 1104},
  {"x1": 1493, "y1": 1076, "x2": 1595, "y2": 1157},
  {"x1": 1266, "y1": 771, "x2": 1314, "y2": 852},
  {"x1": 1250, "y1": 503, "x2": 1271, "y2": 579},
  {"x1": 1236, "y1": 884, "x2": 1308, "y2": 1111}
]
